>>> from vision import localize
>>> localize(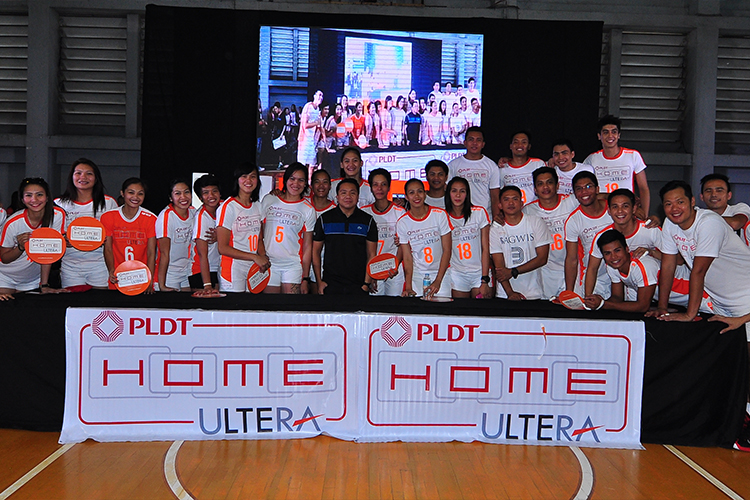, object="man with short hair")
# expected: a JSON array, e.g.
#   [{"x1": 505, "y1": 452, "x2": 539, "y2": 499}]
[
  {"x1": 700, "y1": 173, "x2": 750, "y2": 241},
  {"x1": 312, "y1": 178, "x2": 378, "y2": 295},
  {"x1": 448, "y1": 126, "x2": 501, "y2": 219},
  {"x1": 522, "y1": 167, "x2": 578, "y2": 299},
  {"x1": 425, "y1": 160, "x2": 448, "y2": 209},
  {"x1": 497, "y1": 131, "x2": 546, "y2": 205},
  {"x1": 564, "y1": 171, "x2": 613, "y2": 298},
  {"x1": 490, "y1": 186, "x2": 551, "y2": 300},
  {"x1": 584, "y1": 115, "x2": 651, "y2": 216},
  {"x1": 549, "y1": 139, "x2": 595, "y2": 195}
]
